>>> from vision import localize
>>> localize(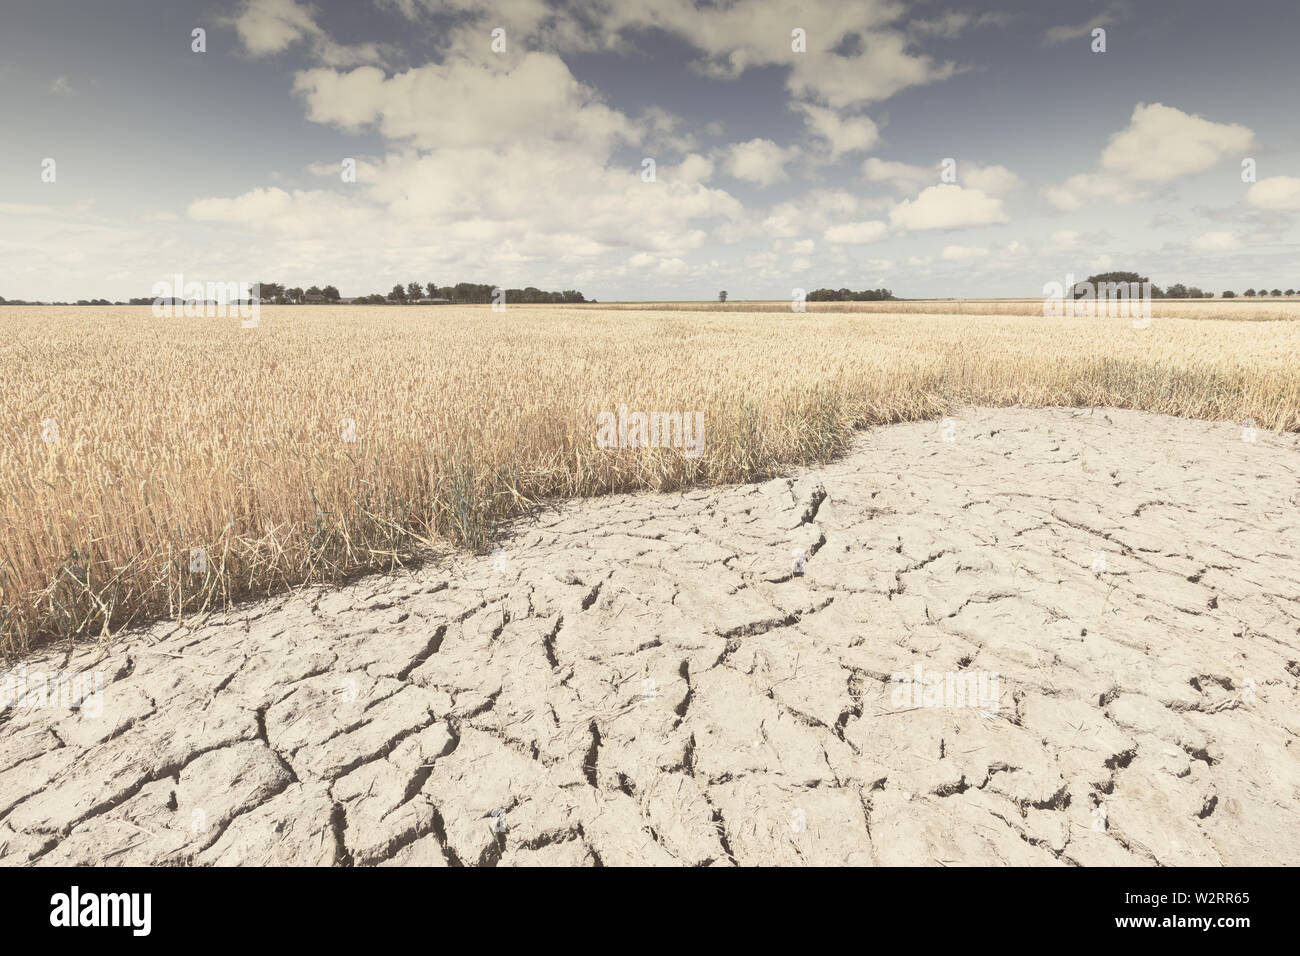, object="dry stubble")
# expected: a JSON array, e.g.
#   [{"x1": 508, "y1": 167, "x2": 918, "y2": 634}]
[{"x1": 2, "y1": 304, "x2": 1298, "y2": 655}]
